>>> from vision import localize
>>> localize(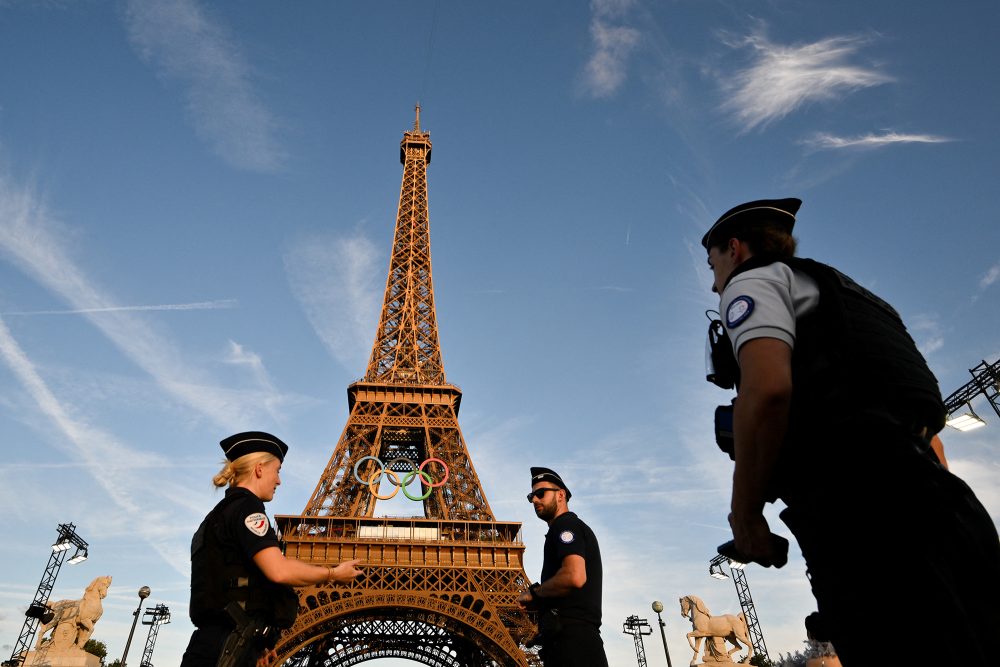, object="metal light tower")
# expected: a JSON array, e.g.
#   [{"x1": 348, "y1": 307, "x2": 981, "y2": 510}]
[
  {"x1": 623, "y1": 615, "x2": 652, "y2": 667},
  {"x1": 4, "y1": 523, "x2": 88, "y2": 667},
  {"x1": 943, "y1": 358, "x2": 1000, "y2": 431},
  {"x1": 650, "y1": 601, "x2": 674, "y2": 667},
  {"x1": 120, "y1": 586, "x2": 151, "y2": 667},
  {"x1": 709, "y1": 554, "x2": 769, "y2": 662},
  {"x1": 139, "y1": 604, "x2": 171, "y2": 667}
]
